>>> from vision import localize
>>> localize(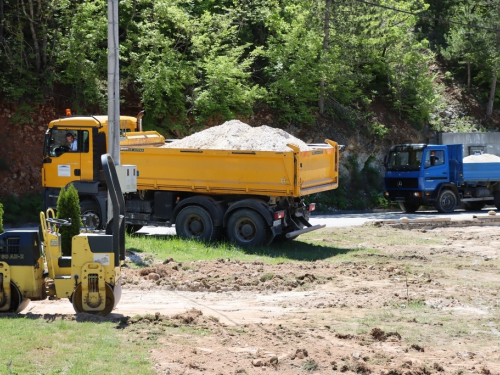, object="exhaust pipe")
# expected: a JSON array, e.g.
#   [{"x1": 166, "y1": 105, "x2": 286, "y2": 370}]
[{"x1": 136, "y1": 110, "x2": 145, "y2": 132}]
